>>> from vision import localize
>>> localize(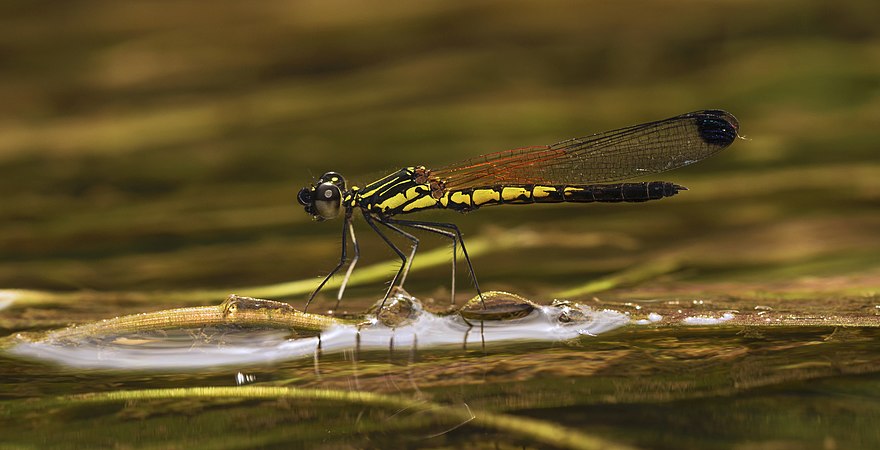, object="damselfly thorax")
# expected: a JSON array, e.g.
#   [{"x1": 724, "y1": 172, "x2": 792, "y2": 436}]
[{"x1": 297, "y1": 110, "x2": 740, "y2": 312}]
